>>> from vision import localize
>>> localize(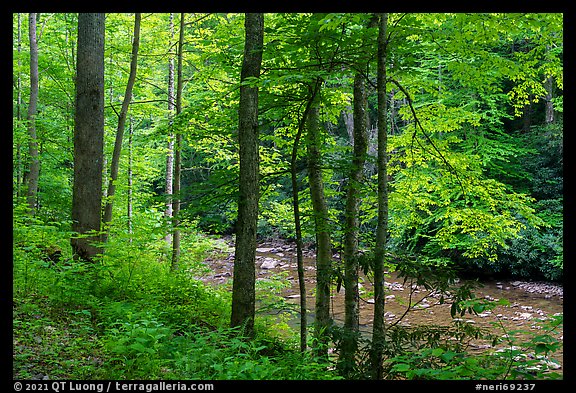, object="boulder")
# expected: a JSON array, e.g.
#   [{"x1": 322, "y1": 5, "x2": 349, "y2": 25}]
[{"x1": 261, "y1": 258, "x2": 279, "y2": 269}]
